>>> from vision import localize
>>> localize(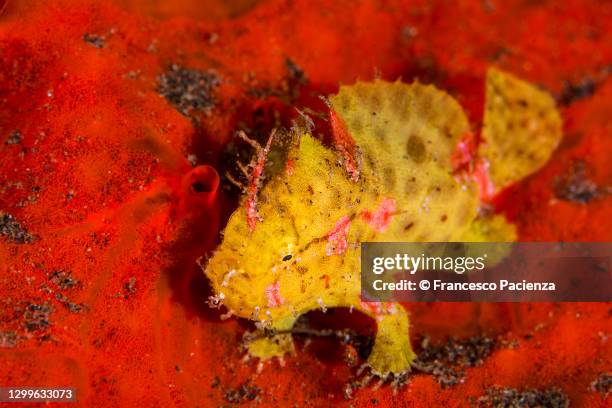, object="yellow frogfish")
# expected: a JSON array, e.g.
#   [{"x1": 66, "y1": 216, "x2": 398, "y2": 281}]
[{"x1": 202, "y1": 68, "x2": 562, "y2": 378}]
